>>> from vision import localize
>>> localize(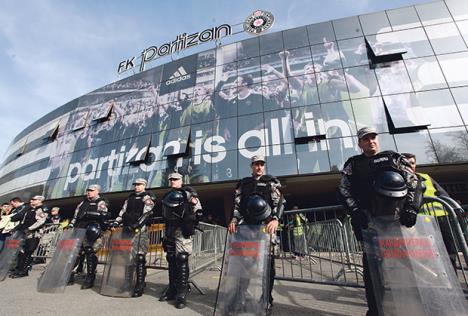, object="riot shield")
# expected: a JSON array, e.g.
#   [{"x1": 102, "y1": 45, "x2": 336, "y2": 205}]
[
  {"x1": 214, "y1": 225, "x2": 271, "y2": 316},
  {"x1": 99, "y1": 228, "x2": 136, "y2": 297},
  {"x1": 37, "y1": 228, "x2": 86, "y2": 293},
  {"x1": 363, "y1": 215, "x2": 467, "y2": 316},
  {"x1": 0, "y1": 231, "x2": 24, "y2": 281}
]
